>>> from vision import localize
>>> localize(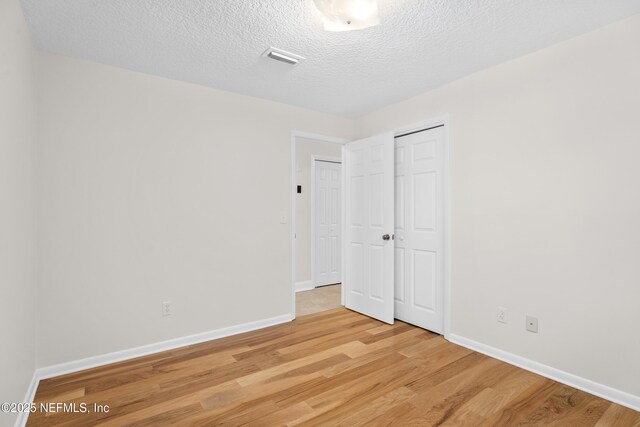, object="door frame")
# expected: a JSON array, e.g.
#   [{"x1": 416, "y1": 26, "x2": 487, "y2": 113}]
[
  {"x1": 311, "y1": 155, "x2": 342, "y2": 289},
  {"x1": 391, "y1": 115, "x2": 451, "y2": 337},
  {"x1": 291, "y1": 131, "x2": 348, "y2": 319}
]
